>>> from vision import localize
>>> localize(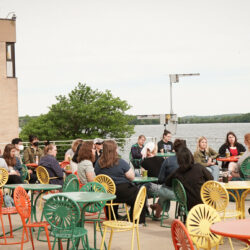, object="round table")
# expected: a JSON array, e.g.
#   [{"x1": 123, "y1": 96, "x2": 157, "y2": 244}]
[
  {"x1": 217, "y1": 156, "x2": 239, "y2": 162},
  {"x1": 26, "y1": 163, "x2": 39, "y2": 168},
  {"x1": 4, "y1": 183, "x2": 62, "y2": 222},
  {"x1": 221, "y1": 181, "x2": 250, "y2": 218},
  {"x1": 133, "y1": 177, "x2": 158, "y2": 183},
  {"x1": 210, "y1": 219, "x2": 250, "y2": 245},
  {"x1": 156, "y1": 152, "x2": 175, "y2": 157},
  {"x1": 43, "y1": 192, "x2": 116, "y2": 250}
]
